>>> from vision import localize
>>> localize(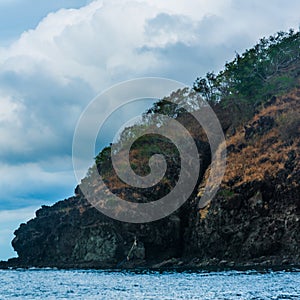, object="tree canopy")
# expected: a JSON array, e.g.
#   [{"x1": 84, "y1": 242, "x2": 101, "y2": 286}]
[
  {"x1": 193, "y1": 29, "x2": 300, "y2": 116},
  {"x1": 92, "y1": 29, "x2": 300, "y2": 176}
]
